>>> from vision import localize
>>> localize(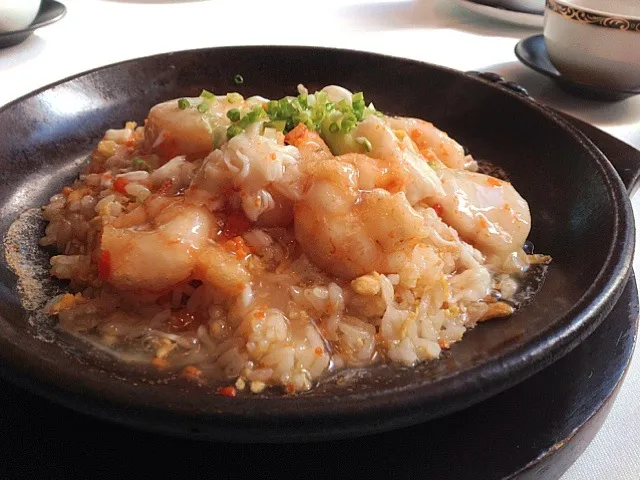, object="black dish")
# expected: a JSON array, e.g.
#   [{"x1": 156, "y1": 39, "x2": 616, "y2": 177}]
[
  {"x1": 515, "y1": 34, "x2": 640, "y2": 102},
  {"x1": 0, "y1": 0, "x2": 66, "y2": 50},
  {"x1": 469, "y1": 0, "x2": 544, "y2": 15},
  {"x1": 1, "y1": 117, "x2": 637, "y2": 480},
  {"x1": 2, "y1": 273, "x2": 635, "y2": 479},
  {"x1": 0, "y1": 46, "x2": 636, "y2": 442}
]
